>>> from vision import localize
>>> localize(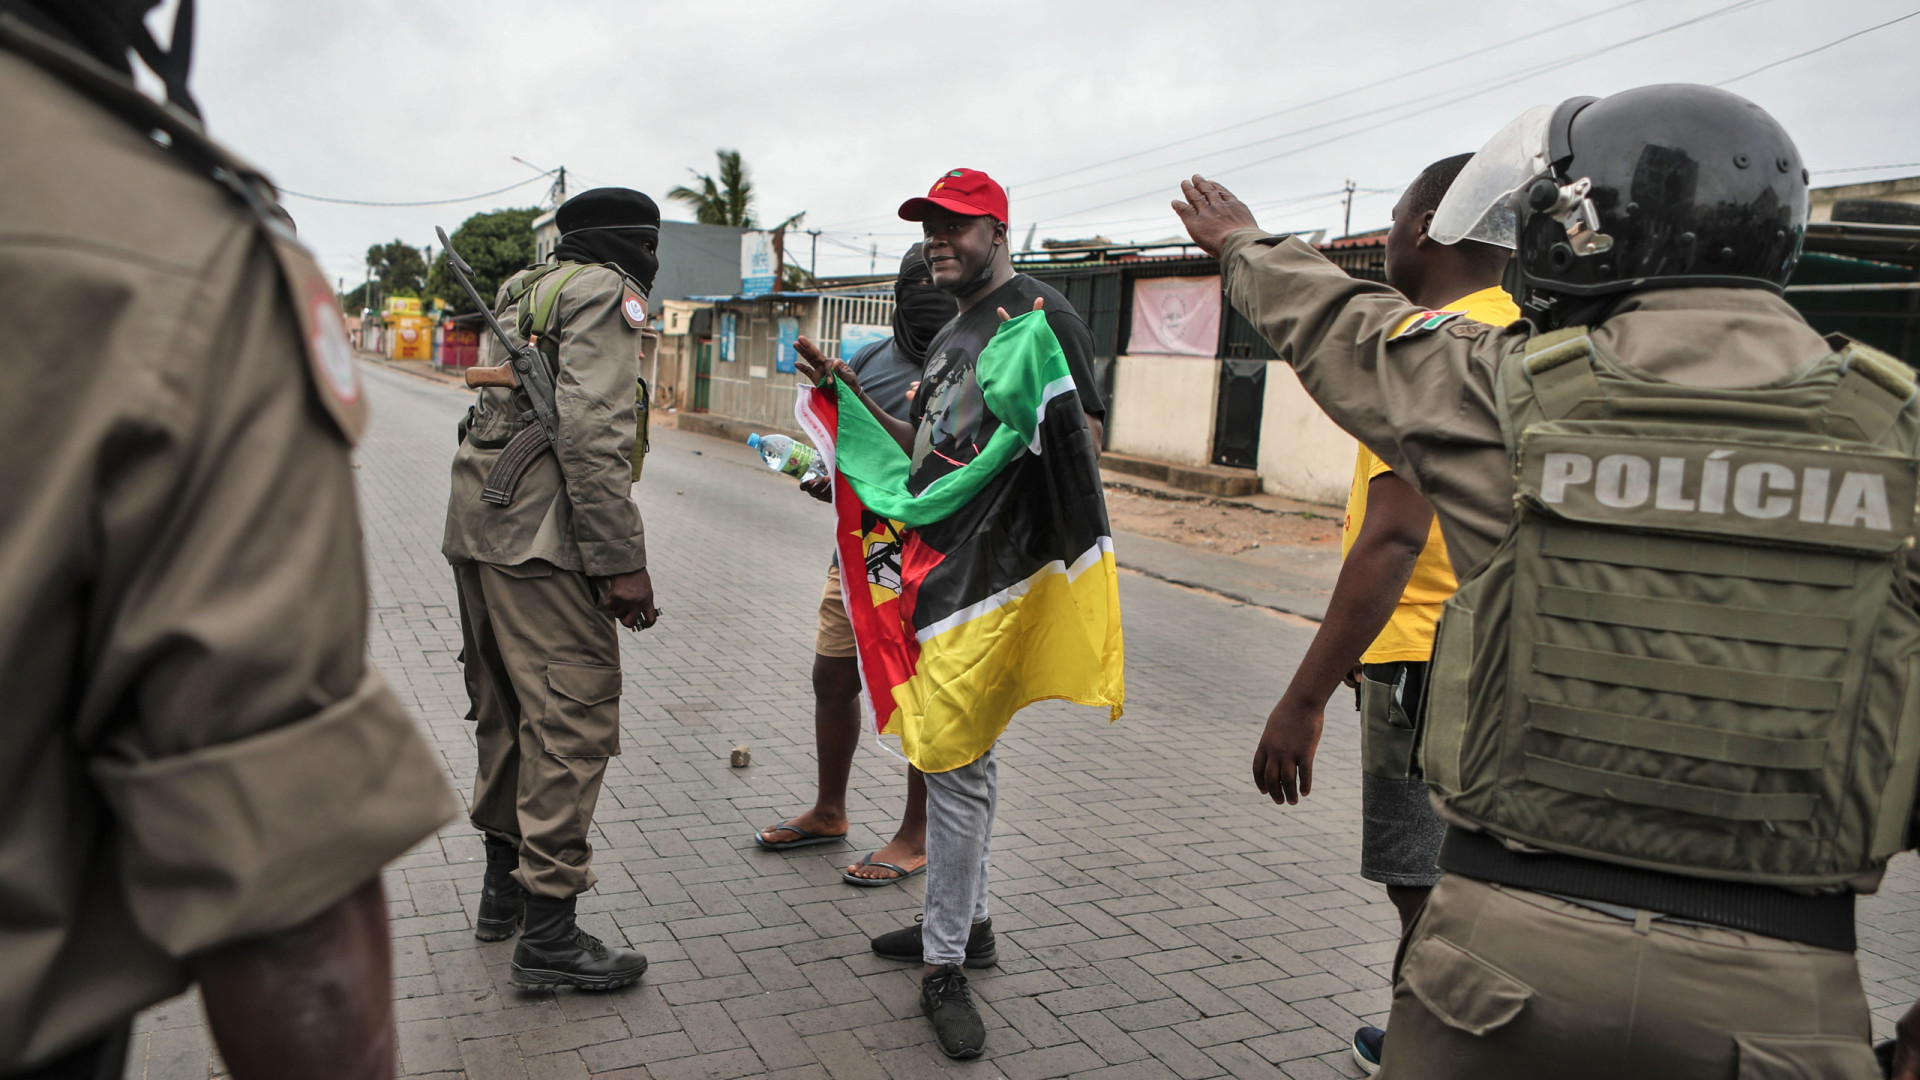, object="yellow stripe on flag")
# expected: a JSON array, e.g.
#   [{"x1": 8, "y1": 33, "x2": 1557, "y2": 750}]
[{"x1": 883, "y1": 542, "x2": 1125, "y2": 773}]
